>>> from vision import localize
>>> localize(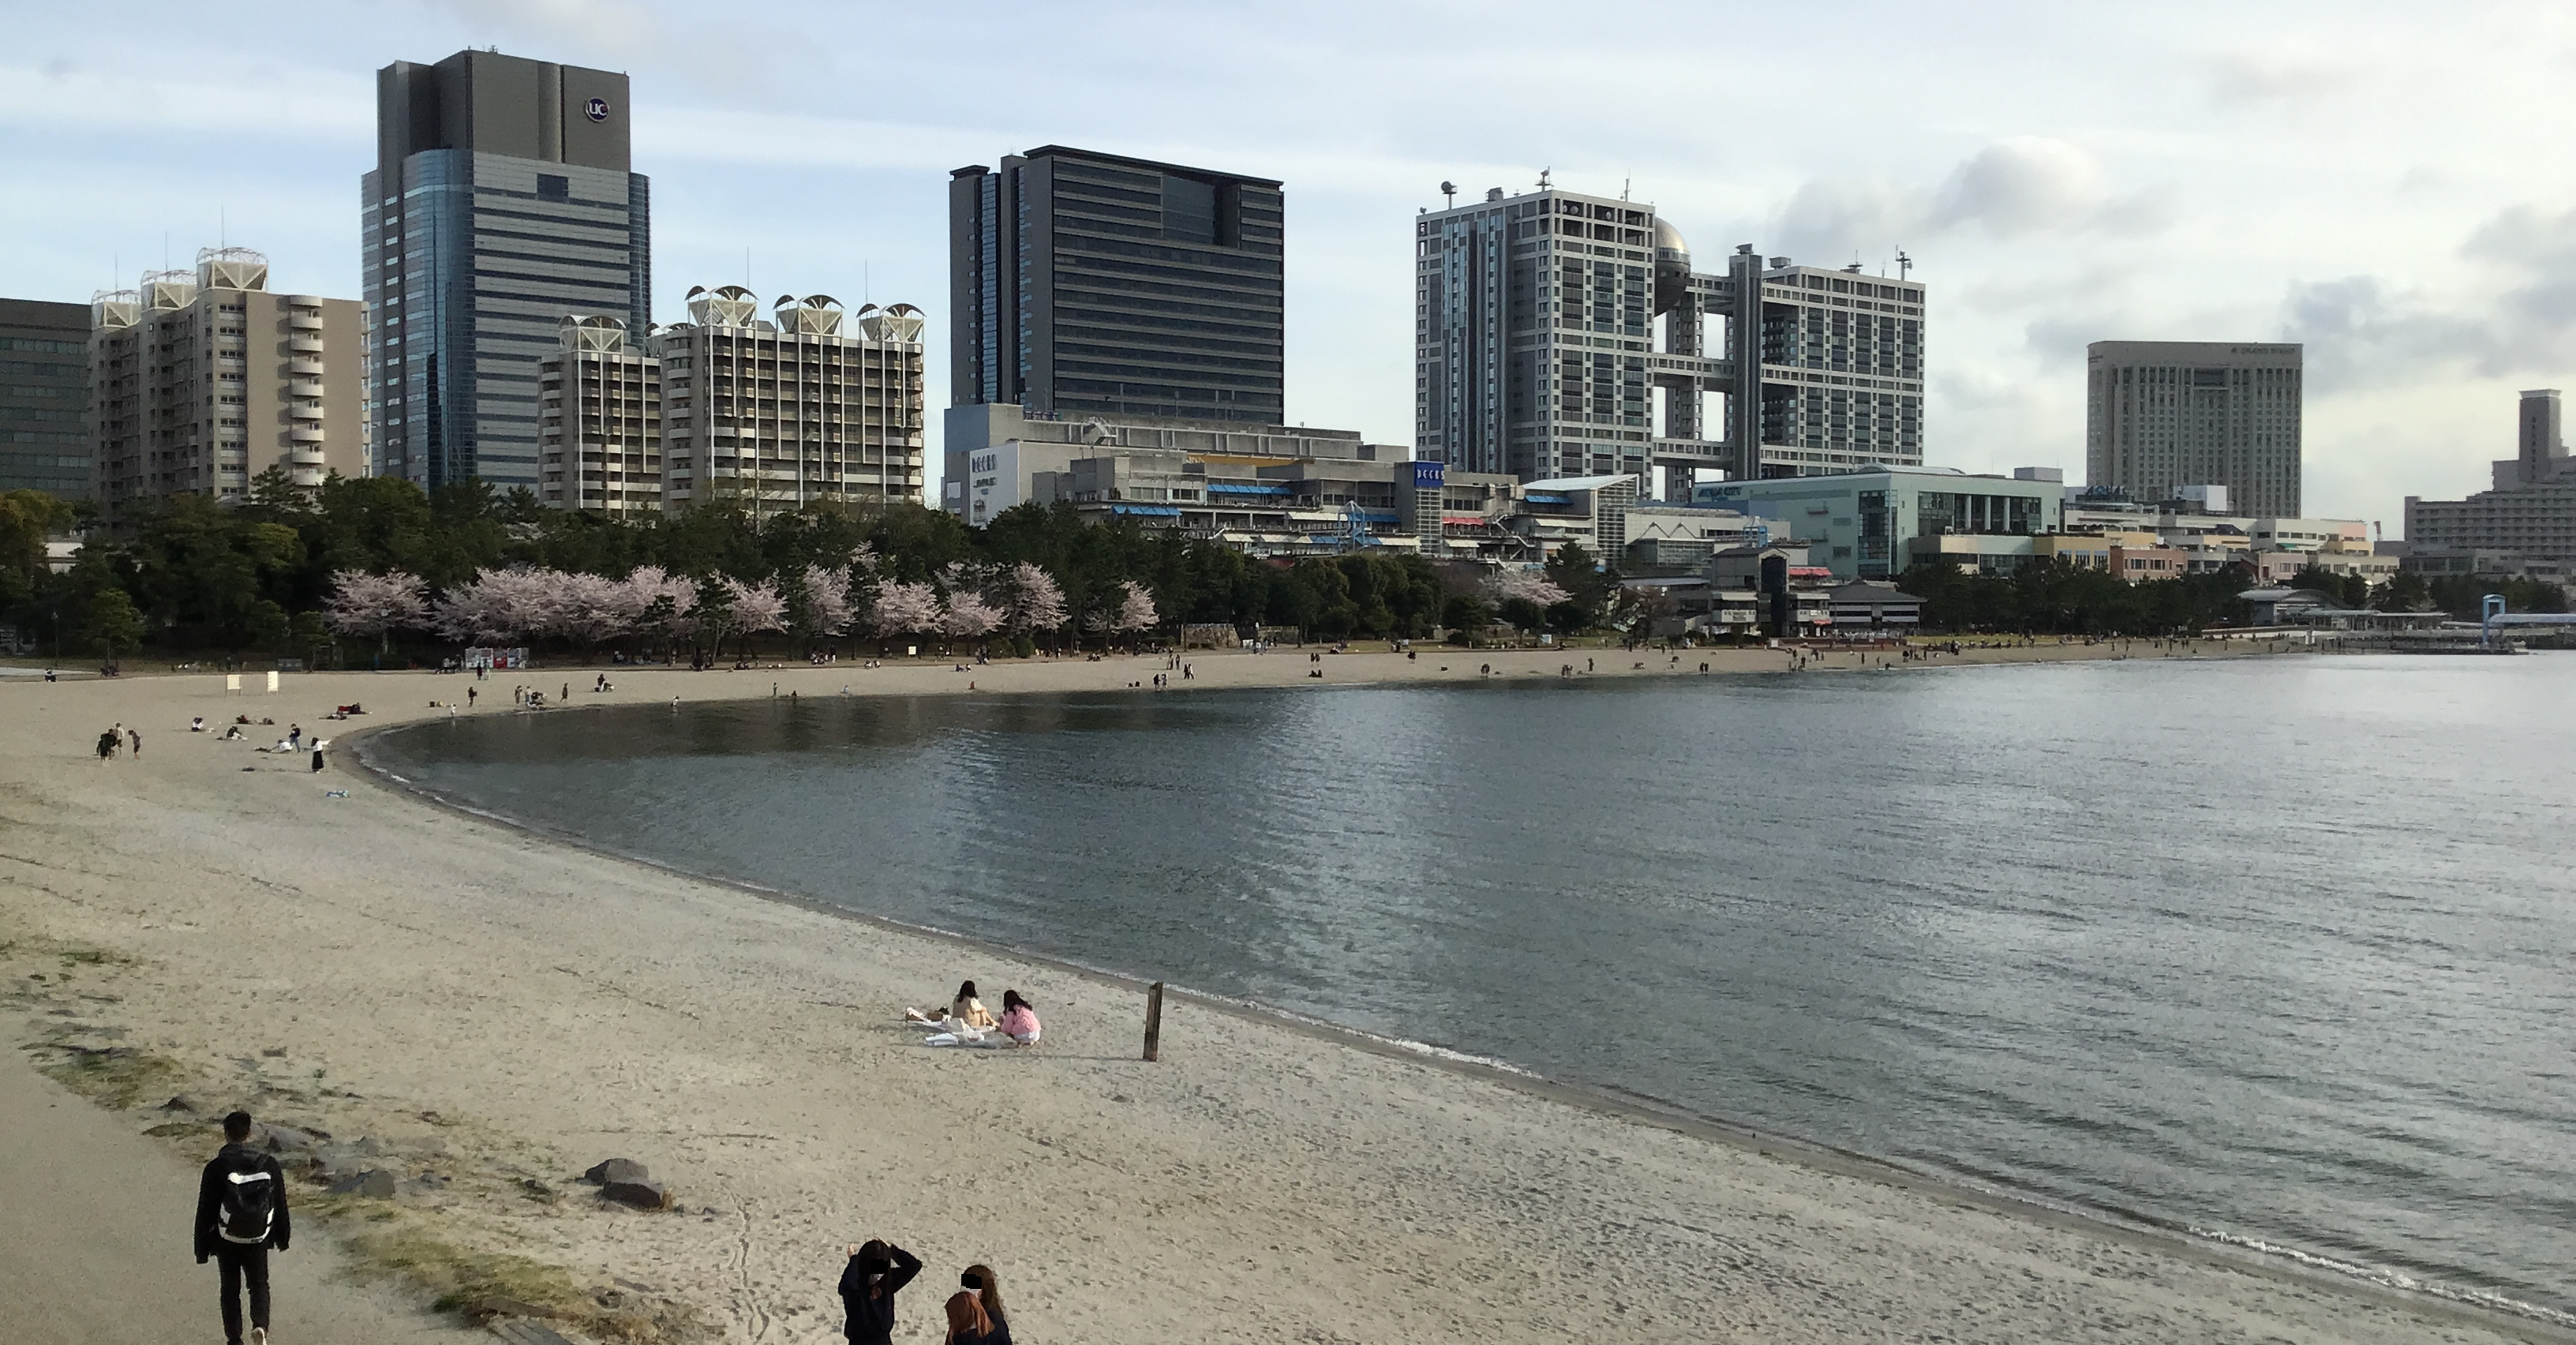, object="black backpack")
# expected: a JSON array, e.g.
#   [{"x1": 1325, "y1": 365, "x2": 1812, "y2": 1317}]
[{"x1": 217, "y1": 1160, "x2": 275, "y2": 1245}]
